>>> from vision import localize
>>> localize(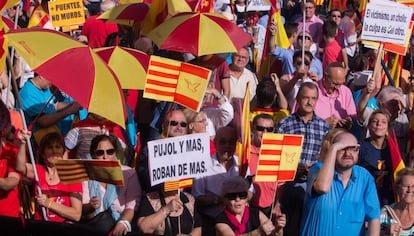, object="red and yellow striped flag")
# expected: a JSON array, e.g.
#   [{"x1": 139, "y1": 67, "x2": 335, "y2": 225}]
[
  {"x1": 397, "y1": 0, "x2": 414, "y2": 9},
  {"x1": 174, "y1": 63, "x2": 210, "y2": 111},
  {"x1": 164, "y1": 178, "x2": 193, "y2": 192},
  {"x1": 388, "y1": 130, "x2": 405, "y2": 182},
  {"x1": 0, "y1": 21, "x2": 7, "y2": 72},
  {"x1": 255, "y1": 133, "x2": 303, "y2": 182},
  {"x1": 144, "y1": 55, "x2": 181, "y2": 101},
  {"x1": 3, "y1": 0, "x2": 19, "y2": 10},
  {"x1": 27, "y1": 3, "x2": 50, "y2": 28},
  {"x1": 54, "y1": 159, "x2": 124, "y2": 185},
  {"x1": 235, "y1": 83, "x2": 251, "y2": 177}
]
